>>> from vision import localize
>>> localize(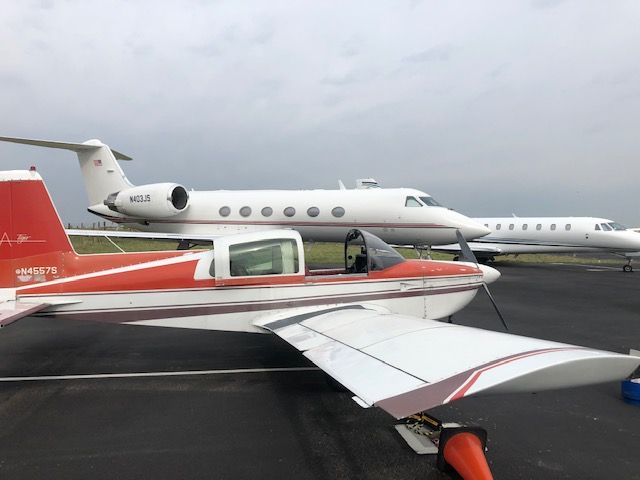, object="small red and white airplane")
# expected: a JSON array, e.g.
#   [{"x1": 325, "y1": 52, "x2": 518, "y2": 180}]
[
  {"x1": 1, "y1": 169, "x2": 639, "y2": 476},
  {"x1": 0, "y1": 136, "x2": 490, "y2": 246}
]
